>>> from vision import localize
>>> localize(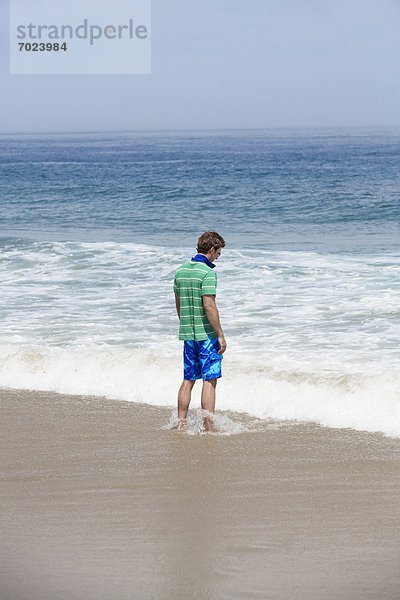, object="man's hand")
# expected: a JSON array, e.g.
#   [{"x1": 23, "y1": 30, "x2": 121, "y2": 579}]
[{"x1": 217, "y1": 336, "x2": 227, "y2": 354}]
